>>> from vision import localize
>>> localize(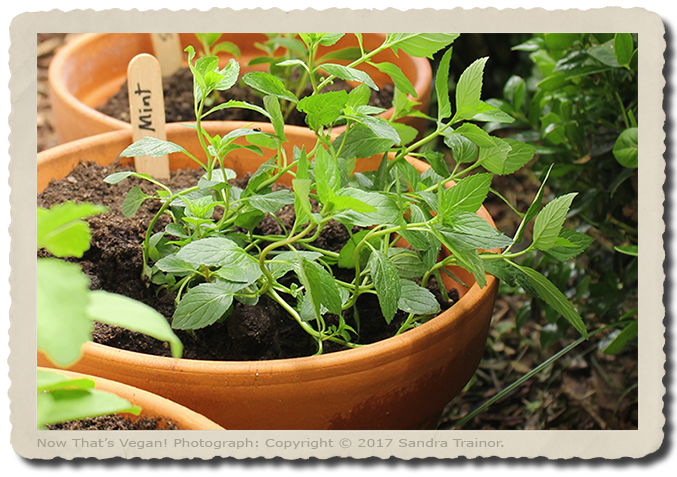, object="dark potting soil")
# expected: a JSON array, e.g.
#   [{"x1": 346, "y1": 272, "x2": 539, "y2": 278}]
[
  {"x1": 96, "y1": 66, "x2": 395, "y2": 127},
  {"x1": 46, "y1": 415, "x2": 179, "y2": 430},
  {"x1": 38, "y1": 161, "x2": 458, "y2": 362}
]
